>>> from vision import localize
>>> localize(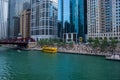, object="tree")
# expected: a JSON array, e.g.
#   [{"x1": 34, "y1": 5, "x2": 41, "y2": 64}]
[
  {"x1": 92, "y1": 38, "x2": 100, "y2": 49},
  {"x1": 38, "y1": 39, "x2": 45, "y2": 47},
  {"x1": 109, "y1": 38, "x2": 118, "y2": 54},
  {"x1": 68, "y1": 41, "x2": 74, "y2": 48},
  {"x1": 38, "y1": 39, "x2": 50, "y2": 47},
  {"x1": 100, "y1": 38, "x2": 109, "y2": 52},
  {"x1": 87, "y1": 37, "x2": 93, "y2": 45}
]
